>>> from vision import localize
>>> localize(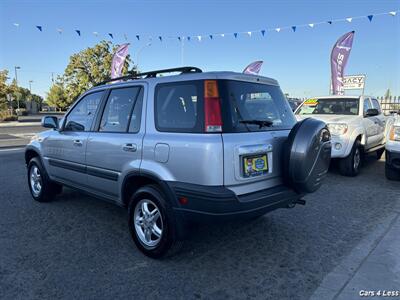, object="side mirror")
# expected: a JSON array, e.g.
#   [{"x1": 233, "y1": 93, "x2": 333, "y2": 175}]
[
  {"x1": 41, "y1": 116, "x2": 59, "y2": 129},
  {"x1": 365, "y1": 108, "x2": 379, "y2": 117}
]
